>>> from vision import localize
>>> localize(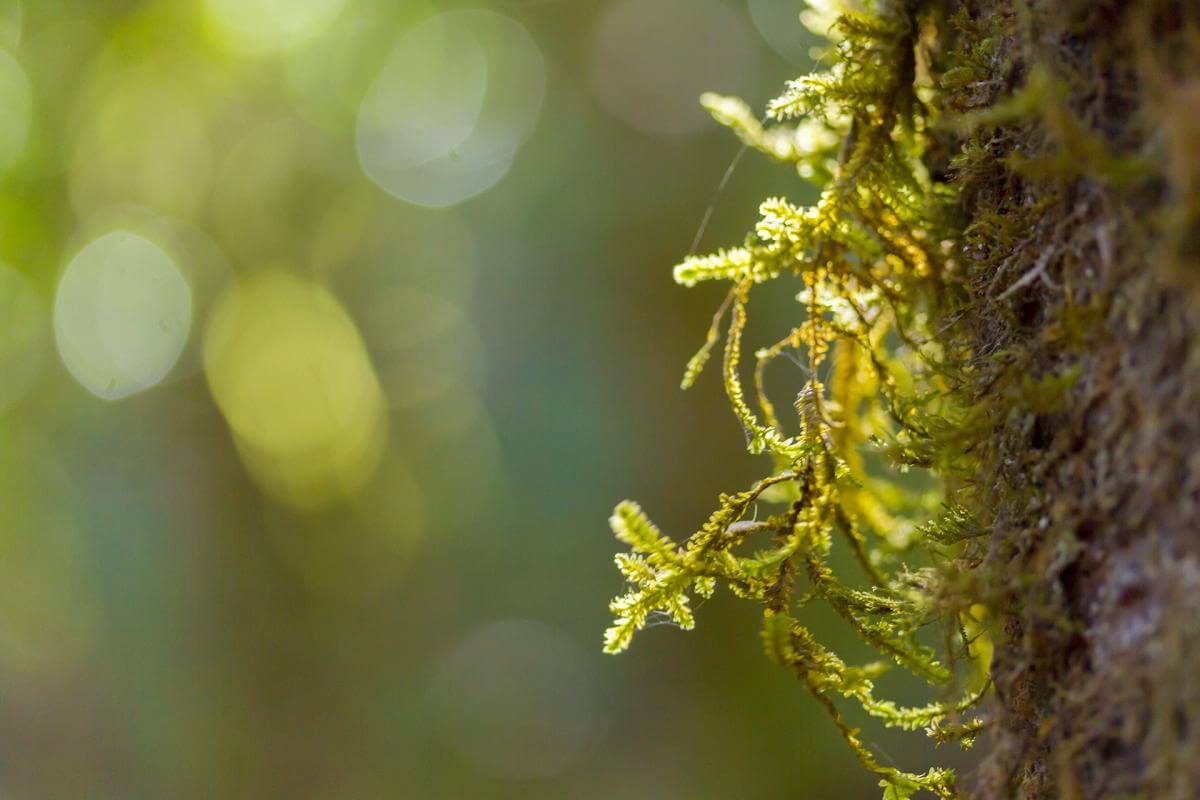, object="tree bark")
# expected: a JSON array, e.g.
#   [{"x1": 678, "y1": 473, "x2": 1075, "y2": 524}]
[{"x1": 946, "y1": 1, "x2": 1200, "y2": 796}]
